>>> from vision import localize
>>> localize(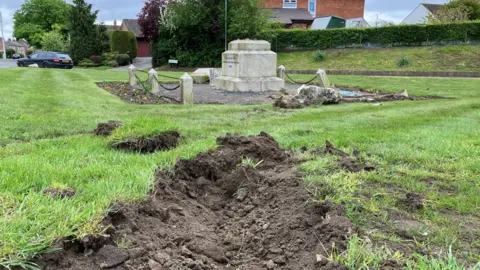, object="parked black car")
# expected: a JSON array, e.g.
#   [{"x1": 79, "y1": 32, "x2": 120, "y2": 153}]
[
  {"x1": 12, "y1": 53, "x2": 22, "y2": 59},
  {"x1": 17, "y1": 51, "x2": 73, "y2": 69}
]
